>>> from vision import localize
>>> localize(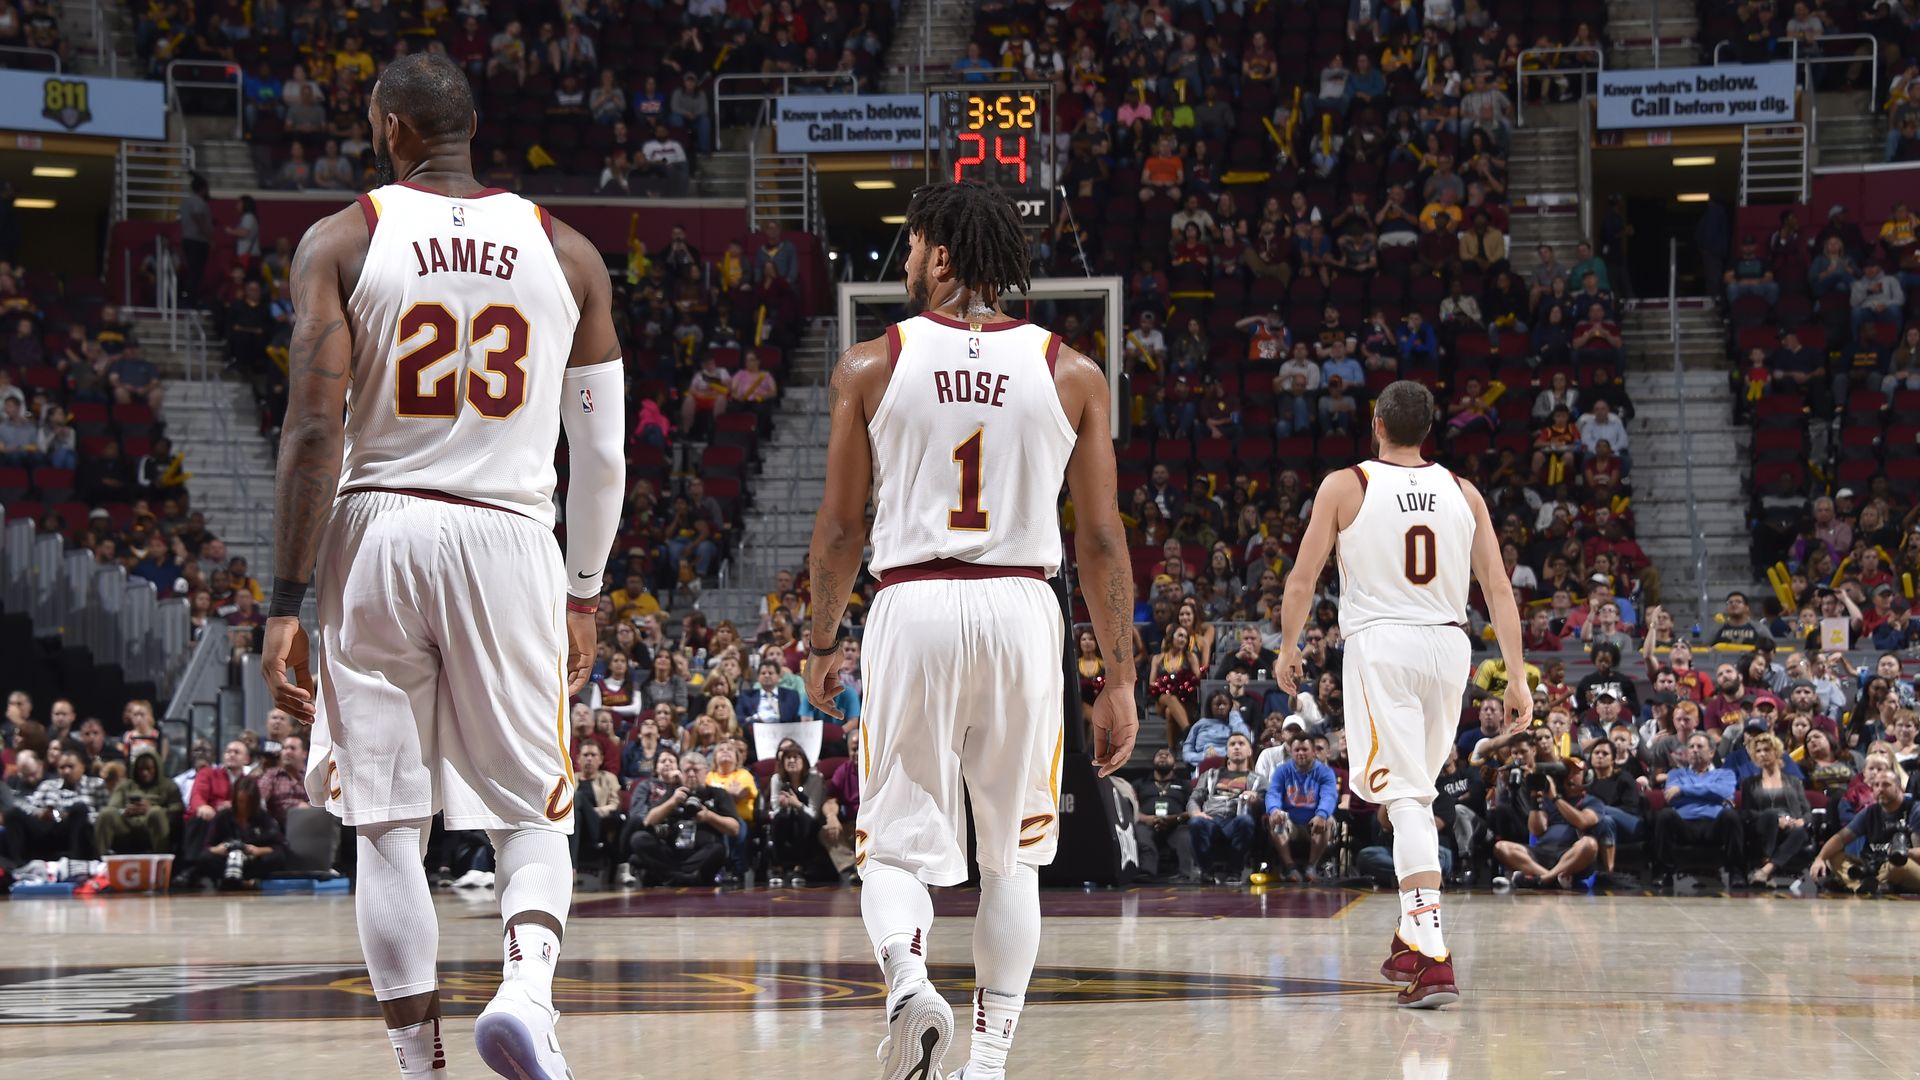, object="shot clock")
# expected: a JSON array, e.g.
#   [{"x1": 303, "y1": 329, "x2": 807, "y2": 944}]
[{"x1": 923, "y1": 82, "x2": 1055, "y2": 230}]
